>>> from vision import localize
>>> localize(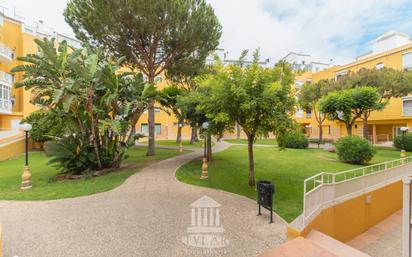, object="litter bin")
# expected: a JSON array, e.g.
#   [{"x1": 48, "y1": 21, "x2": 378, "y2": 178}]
[{"x1": 257, "y1": 180, "x2": 274, "y2": 223}]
